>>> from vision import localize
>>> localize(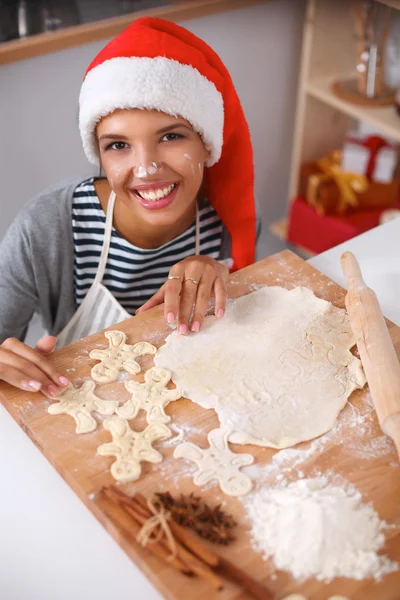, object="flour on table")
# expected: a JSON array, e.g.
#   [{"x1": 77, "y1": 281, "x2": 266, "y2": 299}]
[
  {"x1": 155, "y1": 286, "x2": 366, "y2": 449},
  {"x1": 246, "y1": 476, "x2": 398, "y2": 582},
  {"x1": 48, "y1": 381, "x2": 118, "y2": 434},
  {"x1": 90, "y1": 330, "x2": 156, "y2": 384},
  {"x1": 97, "y1": 416, "x2": 171, "y2": 483},
  {"x1": 174, "y1": 427, "x2": 254, "y2": 496}
]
